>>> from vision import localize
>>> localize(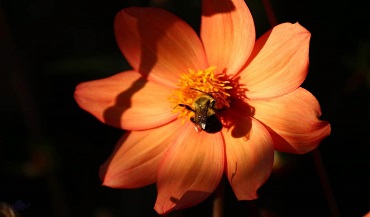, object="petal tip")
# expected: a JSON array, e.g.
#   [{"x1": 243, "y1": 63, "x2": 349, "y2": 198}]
[
  {"x1": 292, "y1": 22, "x2": 311, "y2": 37},
  {"x1": 73, "y1": 82, "x2": 90, "y2": 110},
  {"x1": 234, "y1": 190, "x2": 259, "y2": 201},
  {"x1": 154, "y1": 202, "x2": 175, "y2": 216}
]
